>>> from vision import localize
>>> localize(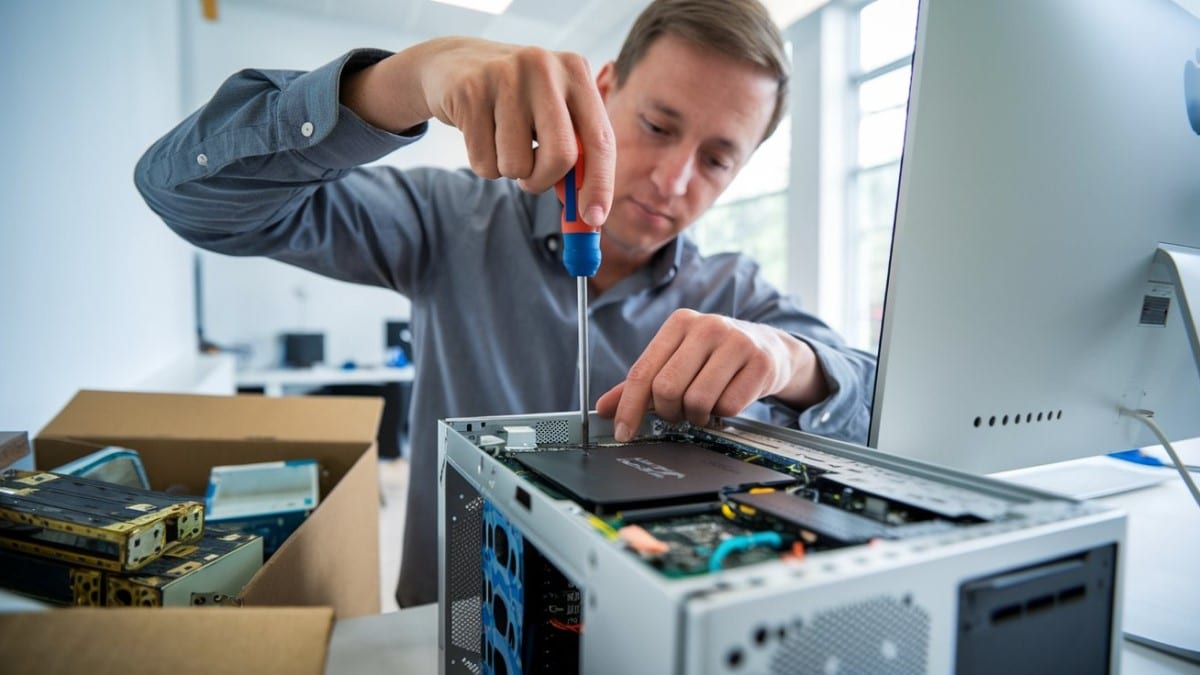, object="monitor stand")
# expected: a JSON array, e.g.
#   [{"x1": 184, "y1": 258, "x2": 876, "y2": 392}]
[{"x1": 1155, "y1": 243, "x2": 1200, "y2": 380}]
